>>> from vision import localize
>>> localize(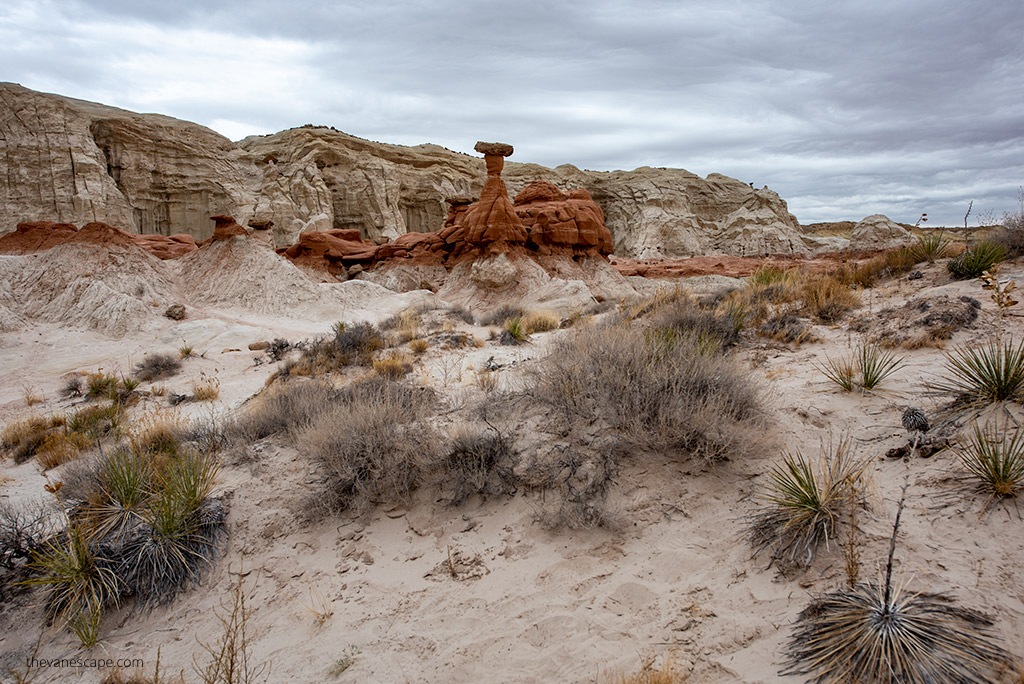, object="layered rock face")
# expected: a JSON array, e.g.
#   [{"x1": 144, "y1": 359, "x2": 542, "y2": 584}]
[
  {"x1": 1, "y1": 82, "x2": 810, "y2": 258},
  {"x1": 0, "y1": 220, "x2": 198, "y2": 259}
]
